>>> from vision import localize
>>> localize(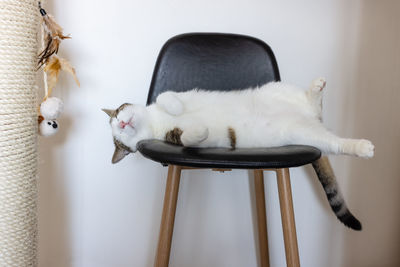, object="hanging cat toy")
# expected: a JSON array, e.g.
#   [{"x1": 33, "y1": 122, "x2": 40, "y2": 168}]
[{"x1": 37, "y1": 1, "x2": 80, "y2": 136}]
